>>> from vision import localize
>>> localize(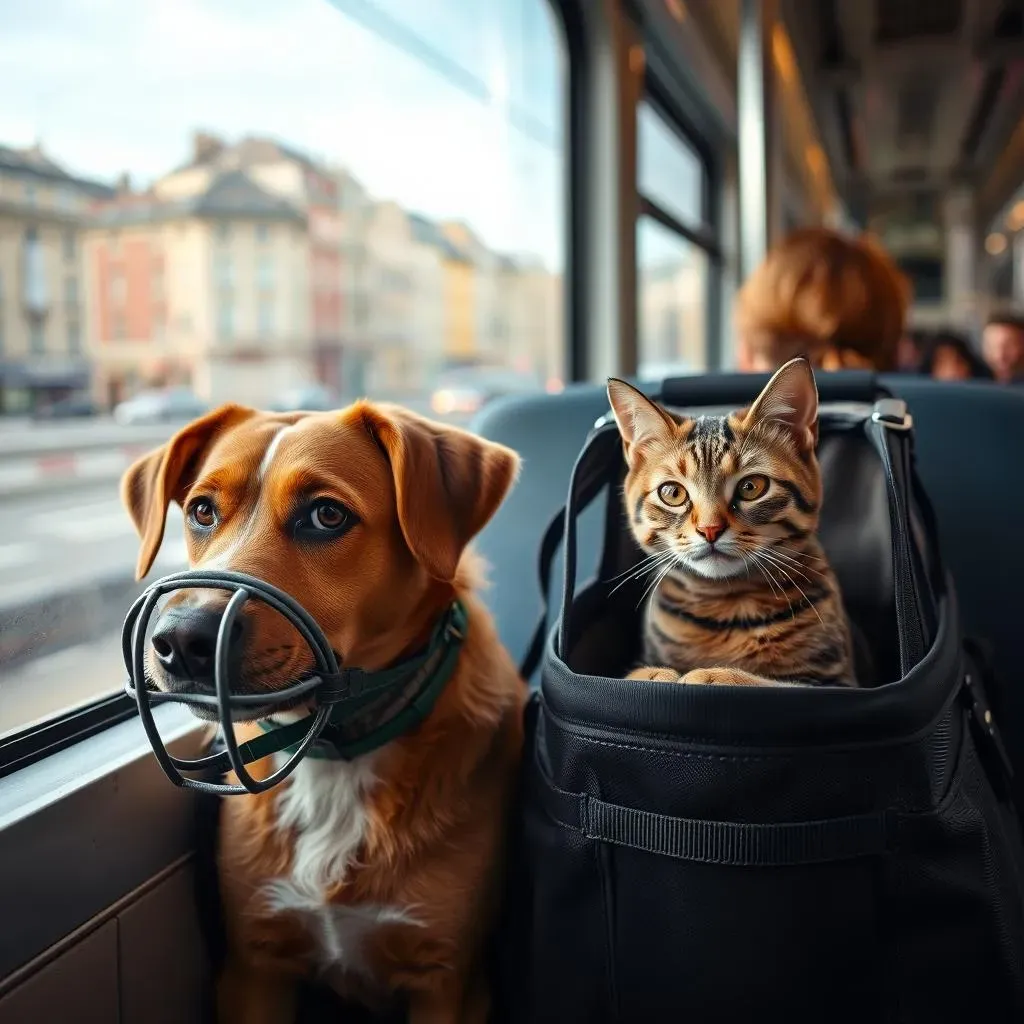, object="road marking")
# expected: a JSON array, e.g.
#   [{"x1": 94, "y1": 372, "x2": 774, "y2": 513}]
[
  {"x1": 39, "y1": 497, "x2": 125, "y2": 519},
  {"x1": 0, "y1": 542, "x2": 37, "y2": 571},
  {"x1": 39, "y1": 510, "x2": 135, "y2": 543}
]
